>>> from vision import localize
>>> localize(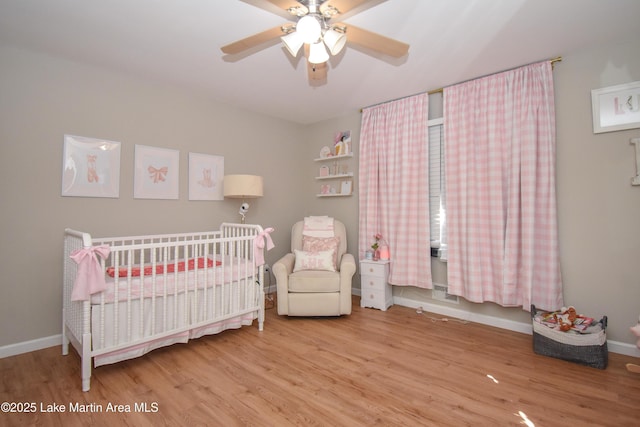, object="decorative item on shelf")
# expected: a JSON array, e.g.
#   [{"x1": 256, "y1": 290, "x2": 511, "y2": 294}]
[
  {"x1": 365, "y1": 250, "x2": 373, "y2": 260},
  {"x1": 334, "y1": 130, "x2": 351, "y2": 156},
  {"x1": 319, "y1": 165, "x2": 329, "y2": 177},
  {"x1": 342, "y1": 130, "x2": 352, "y2": 155},
  {"x1": 319, "y1": 145, "x2": 331, "y2": 158},
  {"x1": 340, "y1": 180, "x2": 352, "y2": 195},
  {"x1": 223, "y1": 174, "x2": 263, "y2": 223}
]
